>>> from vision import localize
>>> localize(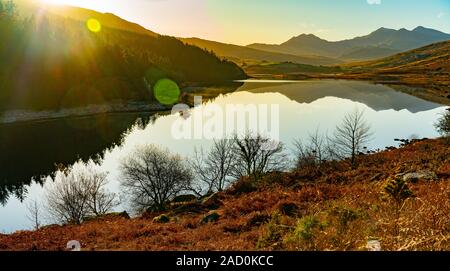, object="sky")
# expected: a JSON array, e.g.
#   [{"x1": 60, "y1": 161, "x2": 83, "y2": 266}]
[{"x1": 40, "y1": 0, "x2": 450, "y2": 45}]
